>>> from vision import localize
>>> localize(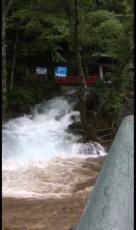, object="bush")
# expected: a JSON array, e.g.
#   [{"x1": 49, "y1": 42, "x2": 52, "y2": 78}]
[
  {"x1": 8, "y1": 88, "x2": 38, "y2": 106},
  {"x1": 88, "y1": 79, "x2": 124, "y2": 122}
]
